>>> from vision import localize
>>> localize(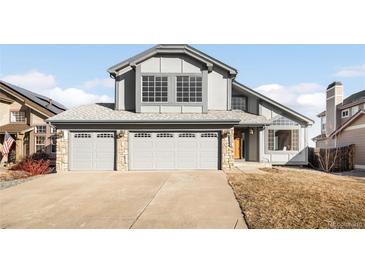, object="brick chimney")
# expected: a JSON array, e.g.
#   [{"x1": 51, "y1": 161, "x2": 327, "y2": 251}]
[{"x1": 325, "y1": 81, "x2": 343, "y2": 136}]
